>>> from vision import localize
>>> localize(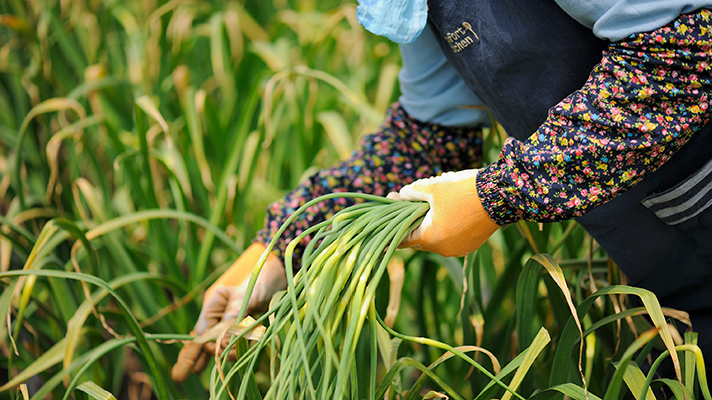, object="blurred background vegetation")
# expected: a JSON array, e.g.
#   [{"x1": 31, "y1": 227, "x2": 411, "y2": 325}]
[{"x1": 0, "y1": 0, "x2": 707, "y2": 399}]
